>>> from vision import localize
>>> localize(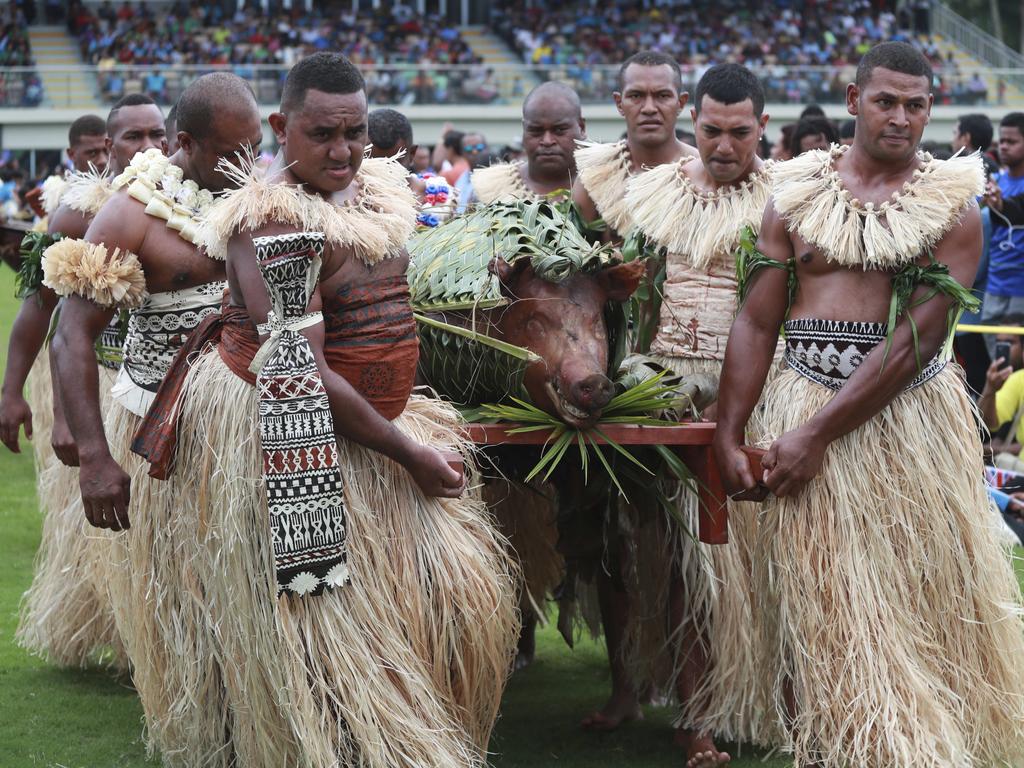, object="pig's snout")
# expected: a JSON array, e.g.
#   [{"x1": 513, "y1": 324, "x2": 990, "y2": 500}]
[{"x1": 570, "y1": 373, "x2": 614, "y2": 412}]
